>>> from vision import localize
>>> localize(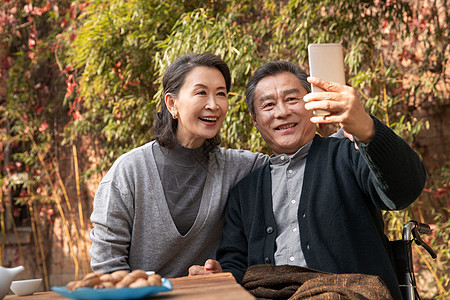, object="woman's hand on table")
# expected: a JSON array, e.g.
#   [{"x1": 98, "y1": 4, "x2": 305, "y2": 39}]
[{"x1": 188, "y1": 259, "x2": 223, "y2": 275}]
